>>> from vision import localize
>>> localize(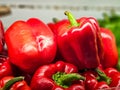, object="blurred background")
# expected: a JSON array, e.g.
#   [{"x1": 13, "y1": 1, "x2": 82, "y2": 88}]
[
  {"x1": 0, "y1": 0, "x2": 120, "y2": 29},
  {"x1": 1, "y1": 0, "x2": 120, "y2": 71}
]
